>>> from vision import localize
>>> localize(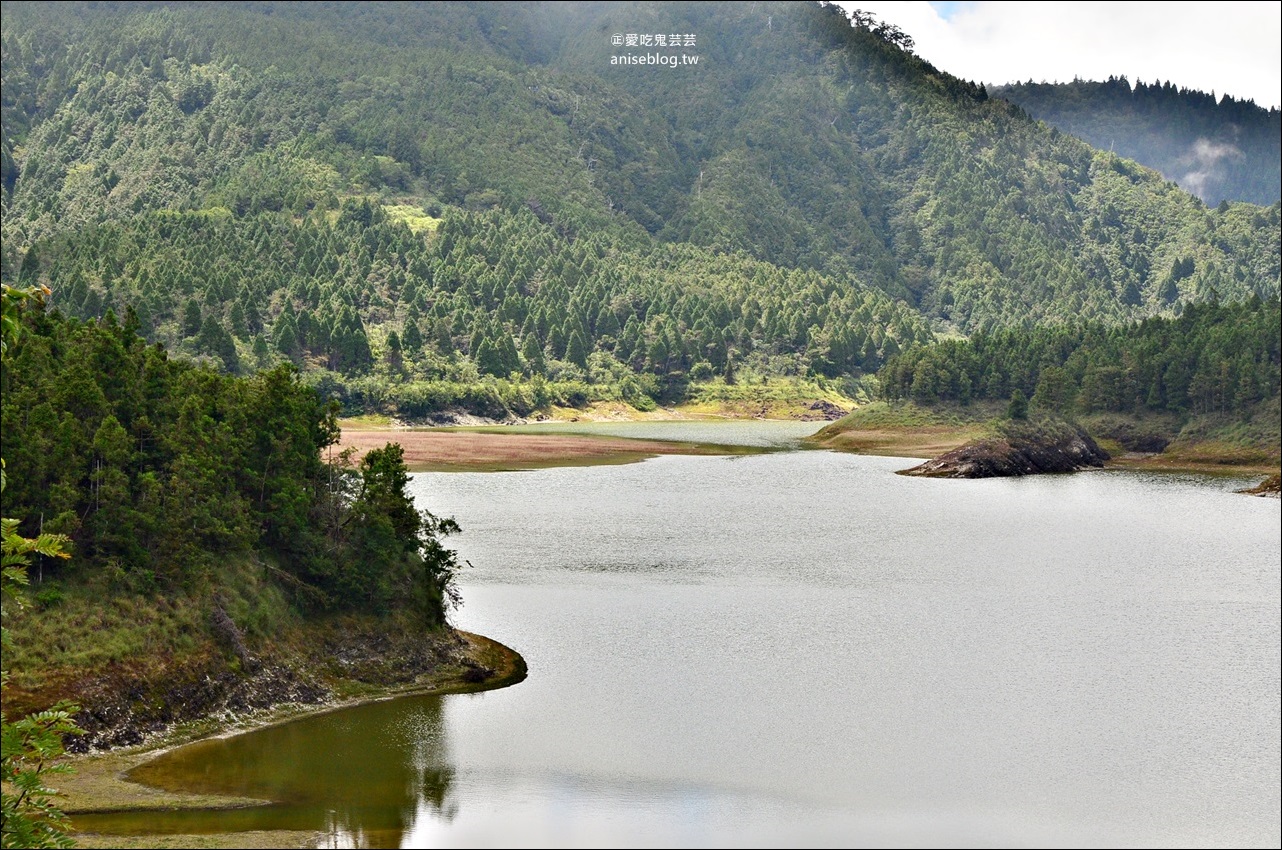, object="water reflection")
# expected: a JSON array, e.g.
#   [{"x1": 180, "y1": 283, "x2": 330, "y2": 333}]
[{"x1": 74, "y1": 694, "x2": 458, "y2": 848}]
